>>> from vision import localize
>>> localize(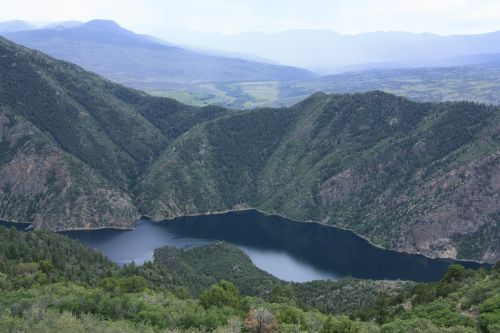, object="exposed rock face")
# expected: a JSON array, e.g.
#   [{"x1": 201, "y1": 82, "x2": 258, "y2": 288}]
[
  {"x1": 321, "y1": 102, "x2": 497, "y2": 263},
  {"x1": 0, "y1": 113, "x2": 137, "y2": 231},
  {"x1": 1, "y1": 37, "x2": 499, "y2": 263},
  {"x1": 399, "y1": 153, "x2": 500, "y2": 261},
  {"x1": 138, "y1": 92, "x2": 500, "y2": 263},
  {"x1": 0, "y1": 36, "x2": 225, "y2": 231},
  {"x1": 320, "y1": 170, "x2": 365, "y2": 204},
  {"x1": 315, "y1": 146, "x2": 499, "y2": 263}
]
